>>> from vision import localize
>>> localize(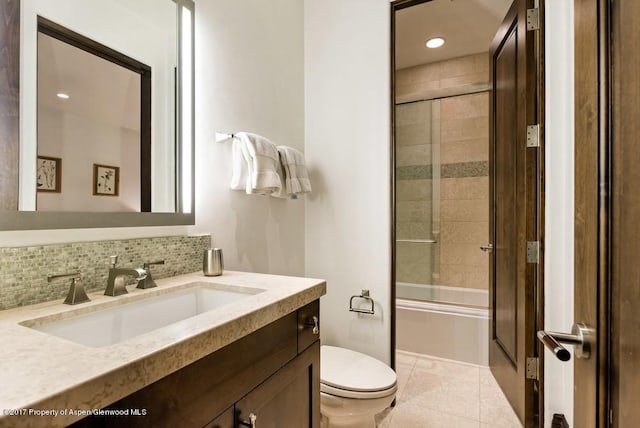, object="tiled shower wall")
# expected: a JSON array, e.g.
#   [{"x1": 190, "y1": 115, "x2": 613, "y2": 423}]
[
  {"x1": 439, "y1": 93, "x2": 489, "y2": 291},
  {"x1": 395, "y1": 53, "x2": 489, "y2": 296},
  {"x1": 395, "y1": 53, "x2": 488, "y2": 104},
  {"x1": 0, "y1": 234, "x2": 211, "y2": 310}
]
